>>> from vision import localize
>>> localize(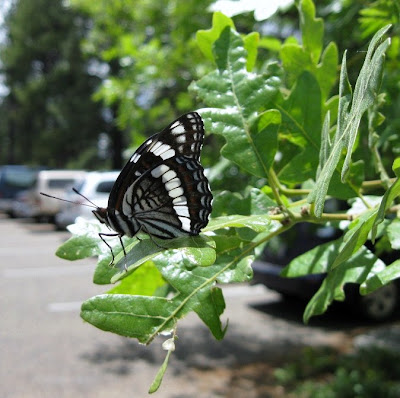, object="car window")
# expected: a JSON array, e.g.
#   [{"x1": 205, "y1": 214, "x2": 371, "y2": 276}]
[
  {"x1": 96, "y1": 181, "x2": 115, "y2": 193},
  {"x1": 3, "y1": 169, "x2": 36, "y2": 188},
  {"x1": 48, "y1": 179, "x2": 77, "y2": 189}
]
